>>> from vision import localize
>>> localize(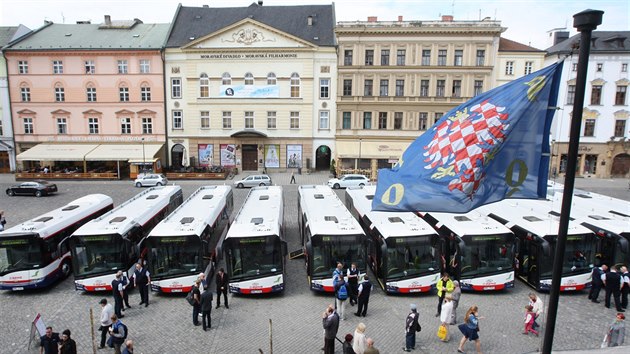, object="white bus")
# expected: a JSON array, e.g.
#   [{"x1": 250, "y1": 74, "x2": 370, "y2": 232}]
[
  {"x1": 419, "y1": 209, "x2": 516, "y2": 292},
  {"x1": 221, "y1": 186, "x2": 286, "y2": 294},
  {"x1": 69, "y1": 186, "x2": 183, "y2": 292},
  {"x1": 140, "y1": 186, "x2": 234, "y2": 293},
  {"x1": 0, "y1": 194, "x2": 113, "y2": 290},
  {"x1": 478, "y1": 198, "x2": 597, "y2": 292},
  {"x1": 345, "y1": 186, "x2": 440, "y2": 294},
  {"x1": 298, "y1": 185, "x2": 367, "y2": 293}
]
